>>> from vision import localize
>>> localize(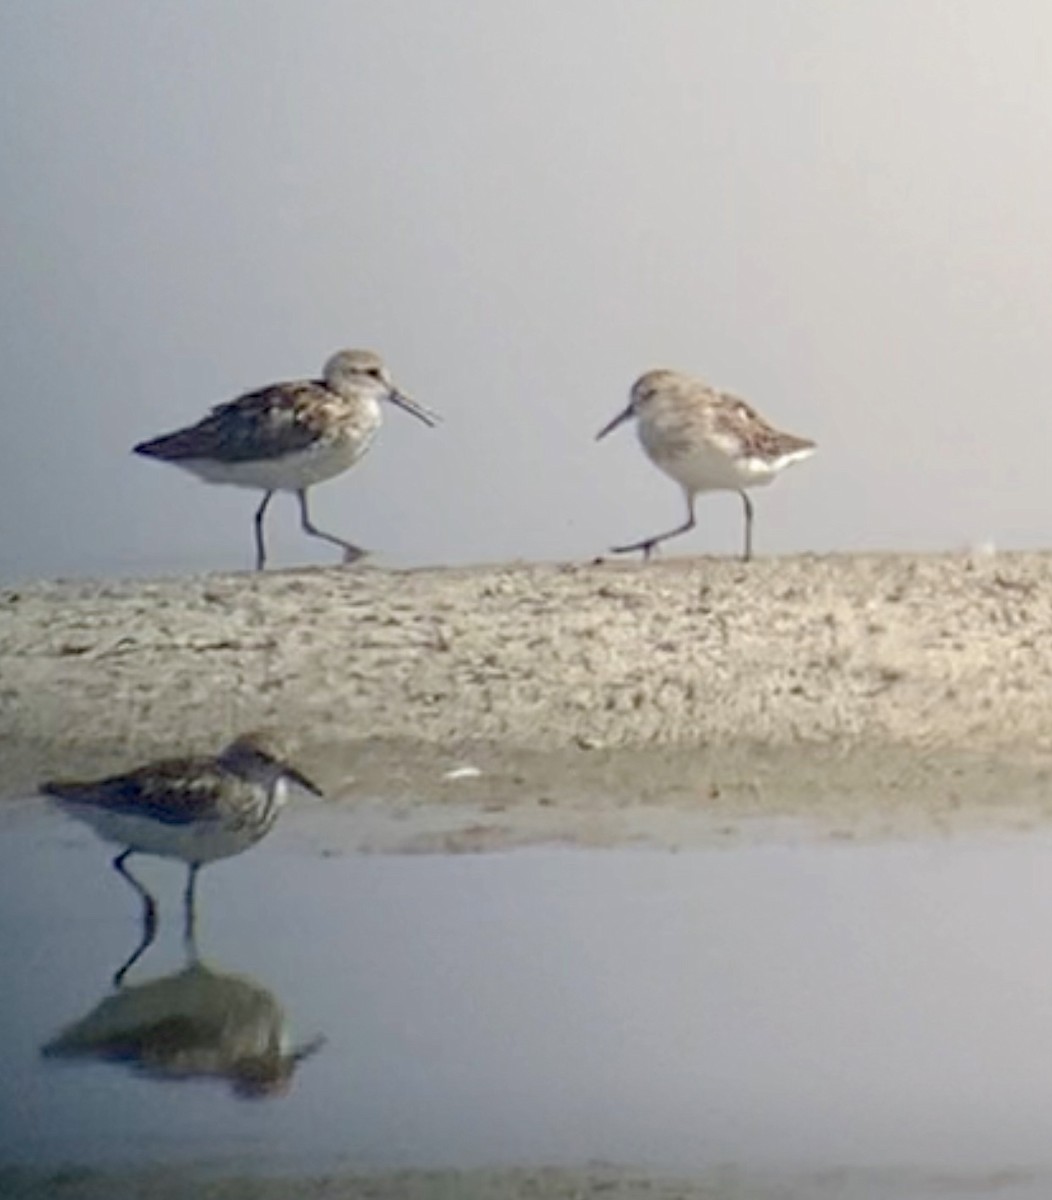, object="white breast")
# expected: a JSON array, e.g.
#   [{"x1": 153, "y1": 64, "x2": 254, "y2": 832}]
[
  {"x1": 642, "y1": 432, "x2": 751, "y2": 493},
  {"x1": 178, "y1": 429, "x2": 378, "y2": 491}
]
